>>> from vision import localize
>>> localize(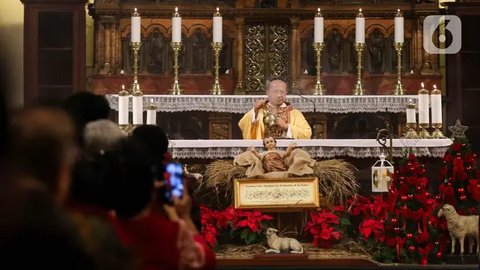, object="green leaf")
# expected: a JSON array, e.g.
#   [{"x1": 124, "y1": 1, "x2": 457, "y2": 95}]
[
  {"x1": 240, "y1": 228, "x2": 249, "y2": 240},
  {"x1": 246, "y1": 231, "x2": 257, "y2": 244},
  {"x1": 340, "y1": 217, "x2": 351, "y2": 226}
]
